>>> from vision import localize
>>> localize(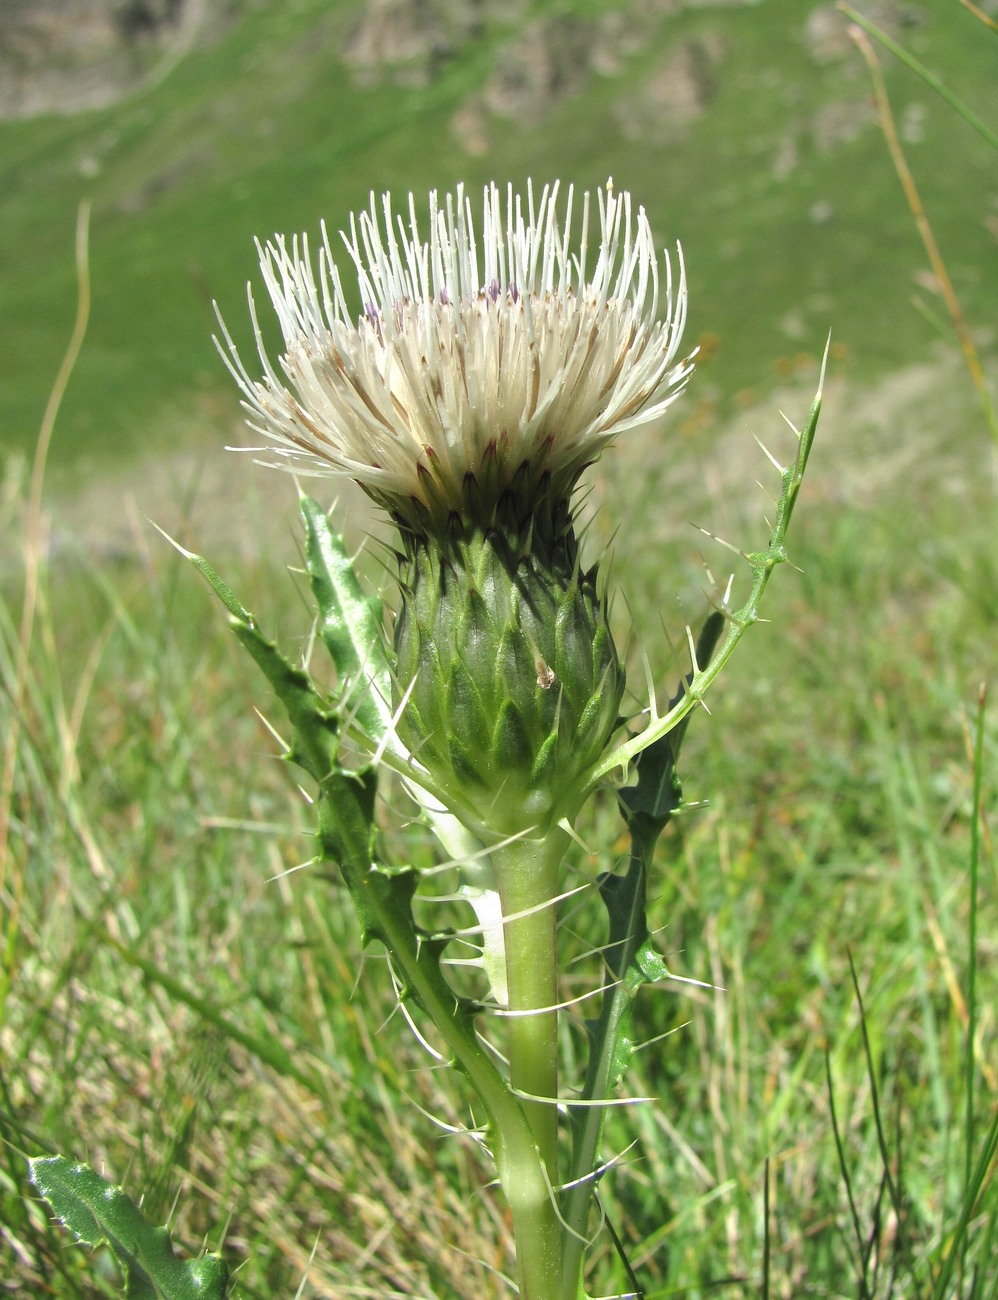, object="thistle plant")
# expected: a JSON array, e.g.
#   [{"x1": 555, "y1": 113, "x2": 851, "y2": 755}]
[{"x1": 200, "y1": 179, "x2": 821, "y2": 1297}]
